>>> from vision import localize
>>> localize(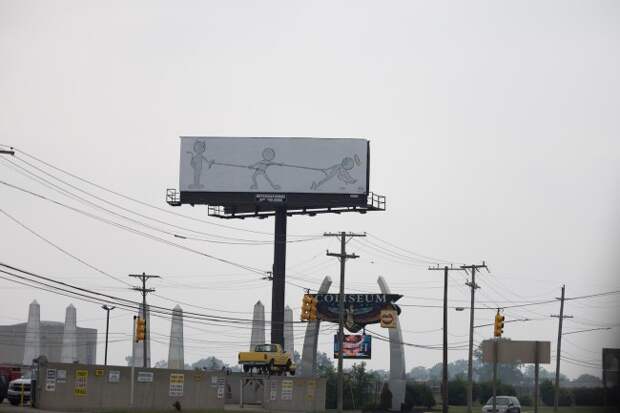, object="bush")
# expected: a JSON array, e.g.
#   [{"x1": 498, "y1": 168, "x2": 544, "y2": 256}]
[
  {"x1": 573, "y1": 387, "x2": 604, "y2": 406},
  {"x1": 404, "y1": 382, "x2": 436, "y2": 410},
  {"x1": 518, "y1": 394, "x2": 533, "y2": 406},
  {"x1": 540, "y1": 380, "x2": 572, "y2": 406},
  {"x1": 477, "y1": 381, "x2": 516, "y2": 404},
  {"x1": 448, "y1": 379, "x2": 467, "y2": 405}
]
